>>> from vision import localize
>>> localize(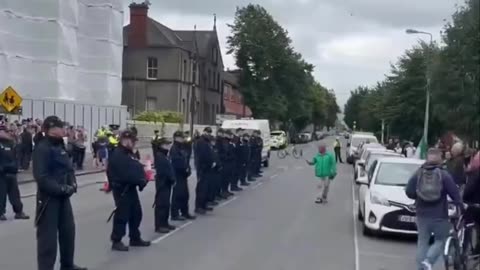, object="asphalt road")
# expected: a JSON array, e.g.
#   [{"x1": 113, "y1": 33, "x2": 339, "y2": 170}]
[{"x1": 0, "y1": 137, "x2": 435, "y2": 270}]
